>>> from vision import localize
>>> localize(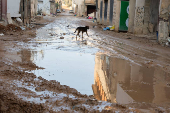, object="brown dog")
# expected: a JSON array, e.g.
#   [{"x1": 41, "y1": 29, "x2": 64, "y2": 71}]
[{"x1": 74, "y1": 26, "x2": 89, "y2": 40}]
